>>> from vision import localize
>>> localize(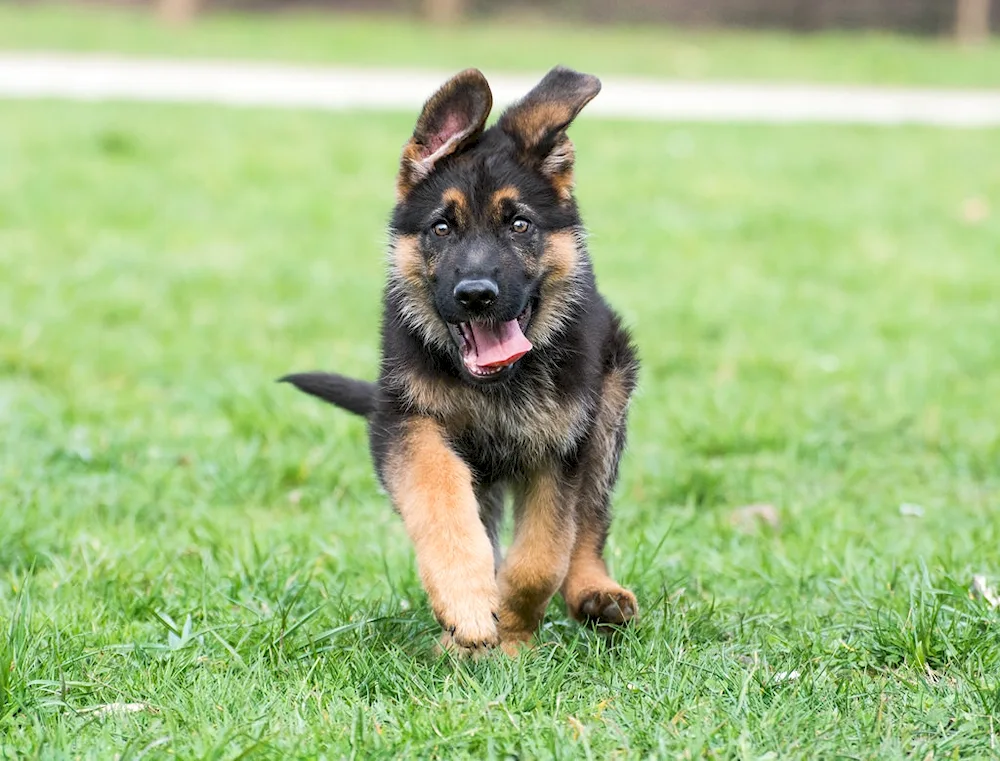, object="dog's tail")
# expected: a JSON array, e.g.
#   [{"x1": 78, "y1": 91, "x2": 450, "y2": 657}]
[{"x1": 279, "y1": 372, "x2": 378, "y2": 417}]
